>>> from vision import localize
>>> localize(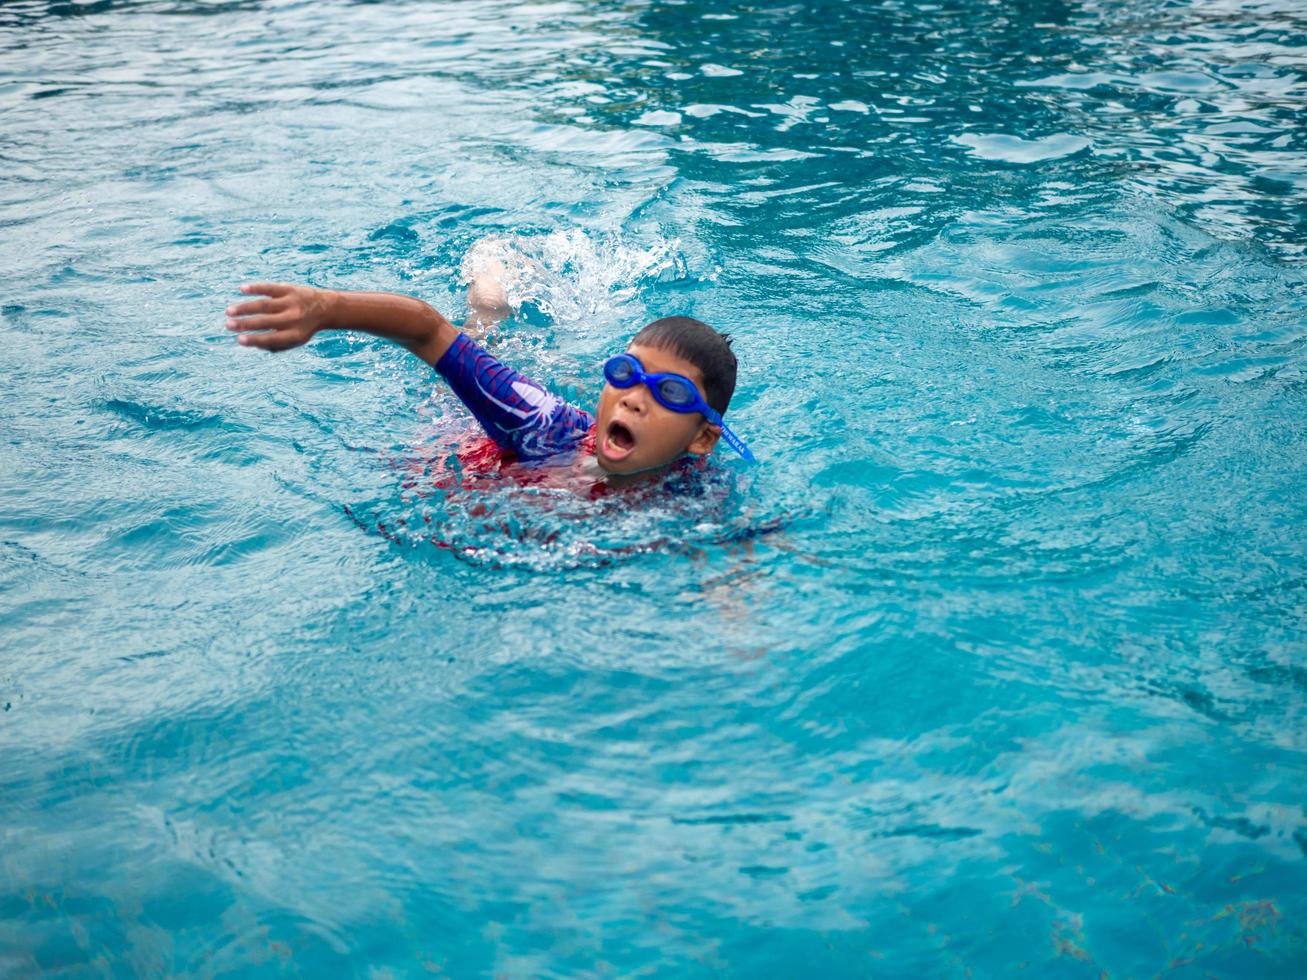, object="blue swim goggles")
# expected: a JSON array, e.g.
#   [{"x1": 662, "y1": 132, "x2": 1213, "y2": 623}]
[{"x1": 603, "y1": 353, "x2": 756, "y2": 462}]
